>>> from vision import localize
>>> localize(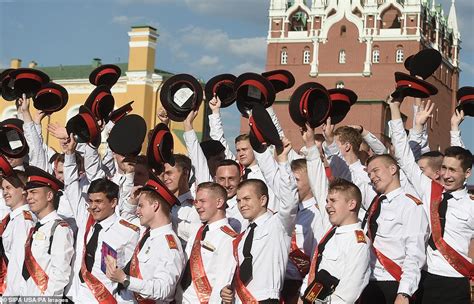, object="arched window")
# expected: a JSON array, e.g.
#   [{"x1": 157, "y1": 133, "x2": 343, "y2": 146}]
[
  {"x1": 303, "y1": 49, "x2": 311, "y2": 64},
  {"x1": 372, "y1": 49, "x2": 380, "y2": 63},
  {"x1": 336, "y1": 81, "x2": 344, "y2": 88},
  {"x1": 396, "y1": 48, "x2": 404, "y2": 63},
  {"x1": 281, "y1": 48, "x2": 288, "y2": 65},
  {"x1": 66, "y1": 105, "x2": 81, "y2": 121},
  {"x1": 339, "y1": 50, "x2": 346, "y2": 64},
  {"x1": 1, "y1": 106, "x2": 18, "y2": 121},
  {"x1": 340, "y1": 25, "x2": 347, "y2": 37}
]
